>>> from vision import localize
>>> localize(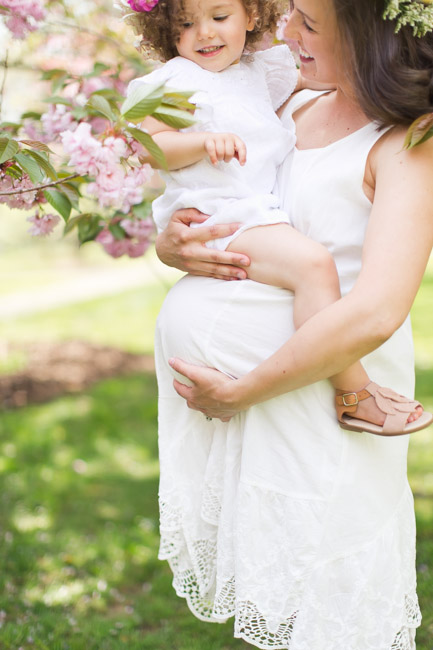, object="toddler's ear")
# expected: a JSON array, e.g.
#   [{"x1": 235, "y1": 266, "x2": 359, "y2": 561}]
[{"x1": 246, "y1": 11, "x2": 257, "y2": 32}]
